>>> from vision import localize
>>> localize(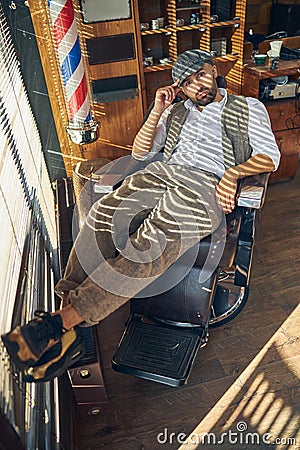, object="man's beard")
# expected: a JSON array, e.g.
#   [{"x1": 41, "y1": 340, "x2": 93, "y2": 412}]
[{"x1": 192, "y1": 83, "x2": 218, "y2": 107}]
